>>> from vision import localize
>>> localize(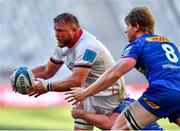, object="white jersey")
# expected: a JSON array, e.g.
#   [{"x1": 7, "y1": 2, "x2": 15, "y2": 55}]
[{"x1": 51, "y1": 29, "x2": 123, "y2": 96}]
